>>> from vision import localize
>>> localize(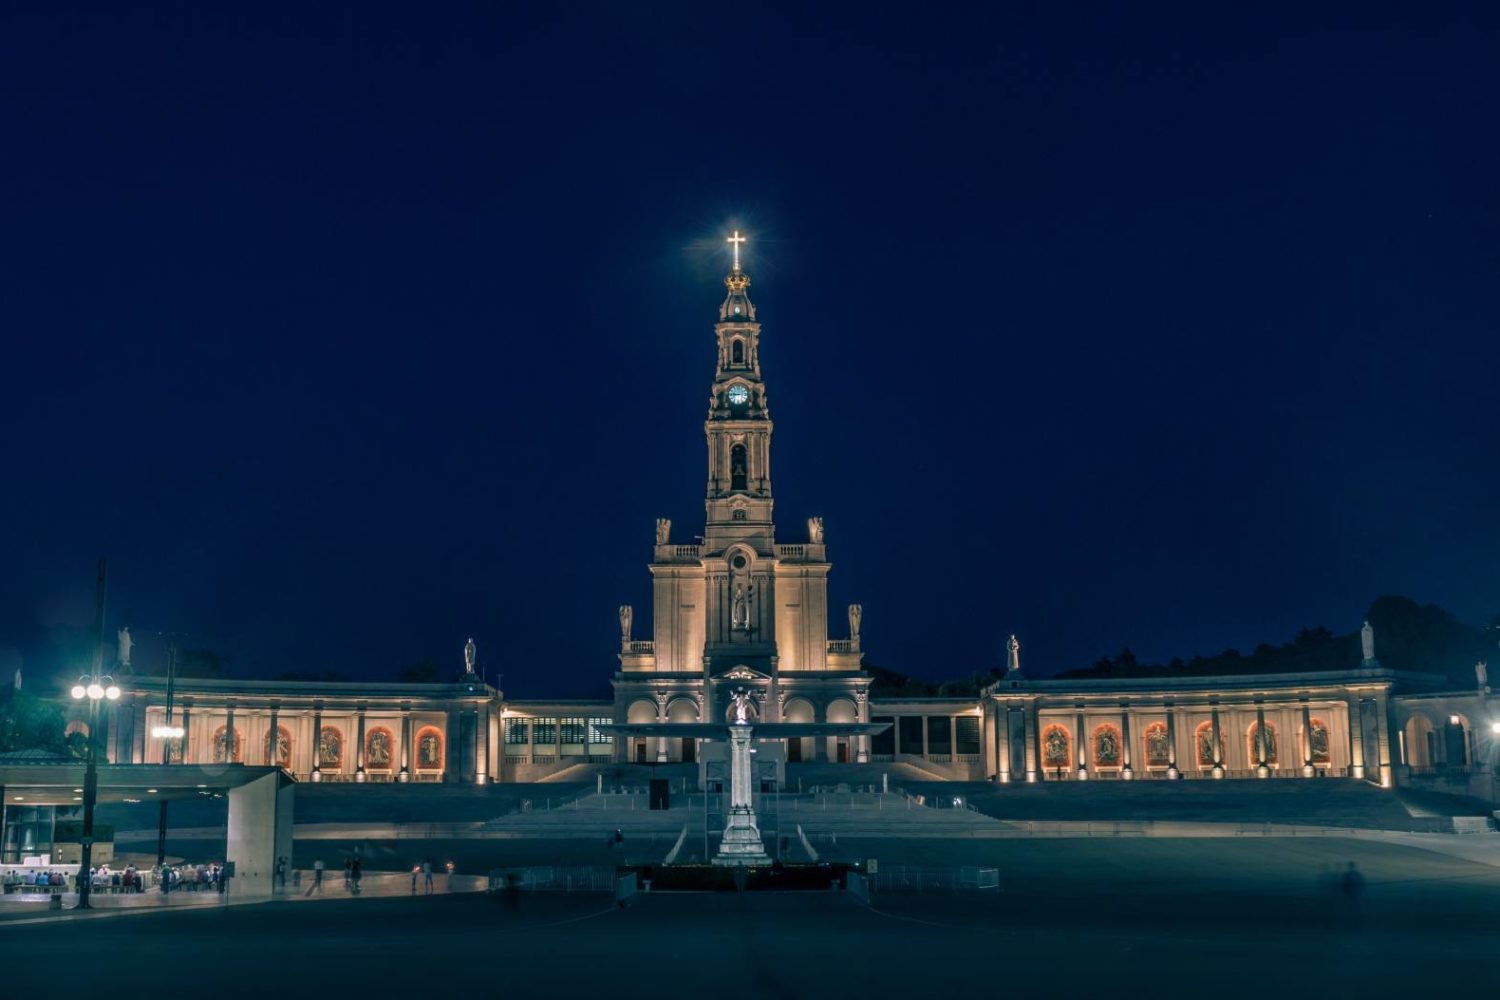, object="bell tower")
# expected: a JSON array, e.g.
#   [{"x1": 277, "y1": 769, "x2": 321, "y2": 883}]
[{"x1": 705, "y1": 230, "x2": 774, "y2": 552}]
